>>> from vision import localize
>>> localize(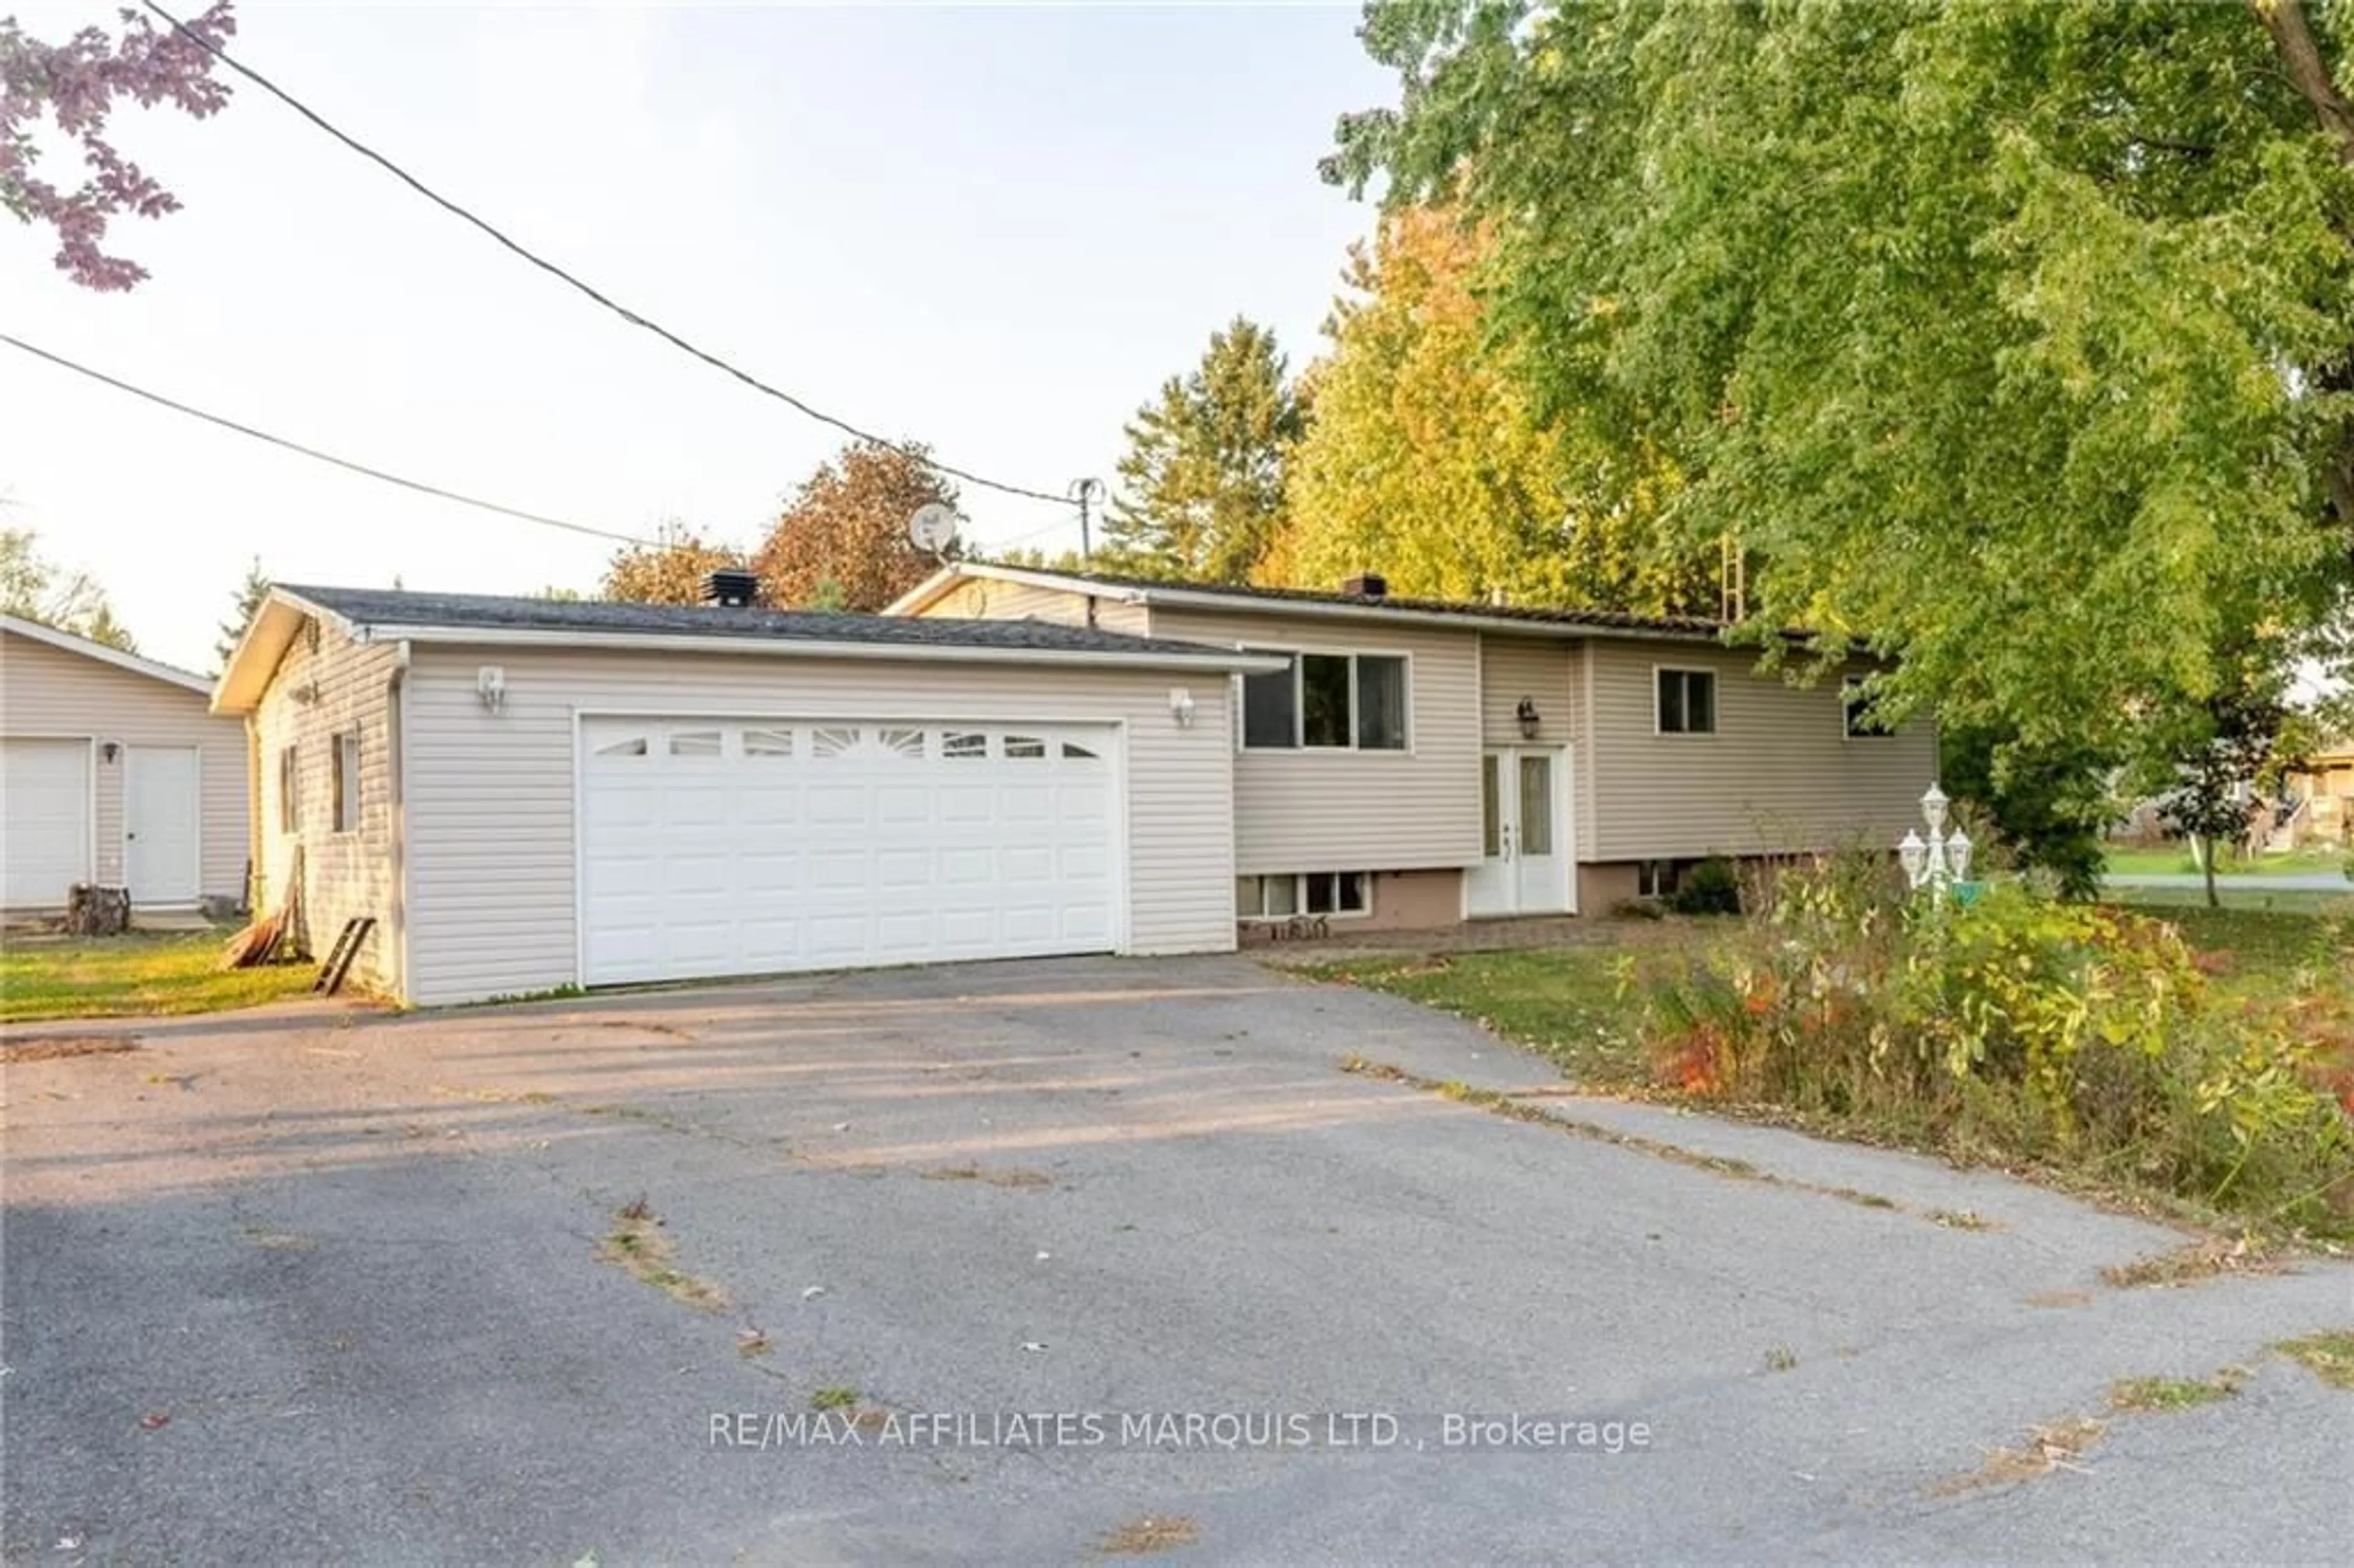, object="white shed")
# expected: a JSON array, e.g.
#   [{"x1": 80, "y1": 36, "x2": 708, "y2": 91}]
[{"x1": 0, "y1": 615, "x2": 249, "y2": 912}]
